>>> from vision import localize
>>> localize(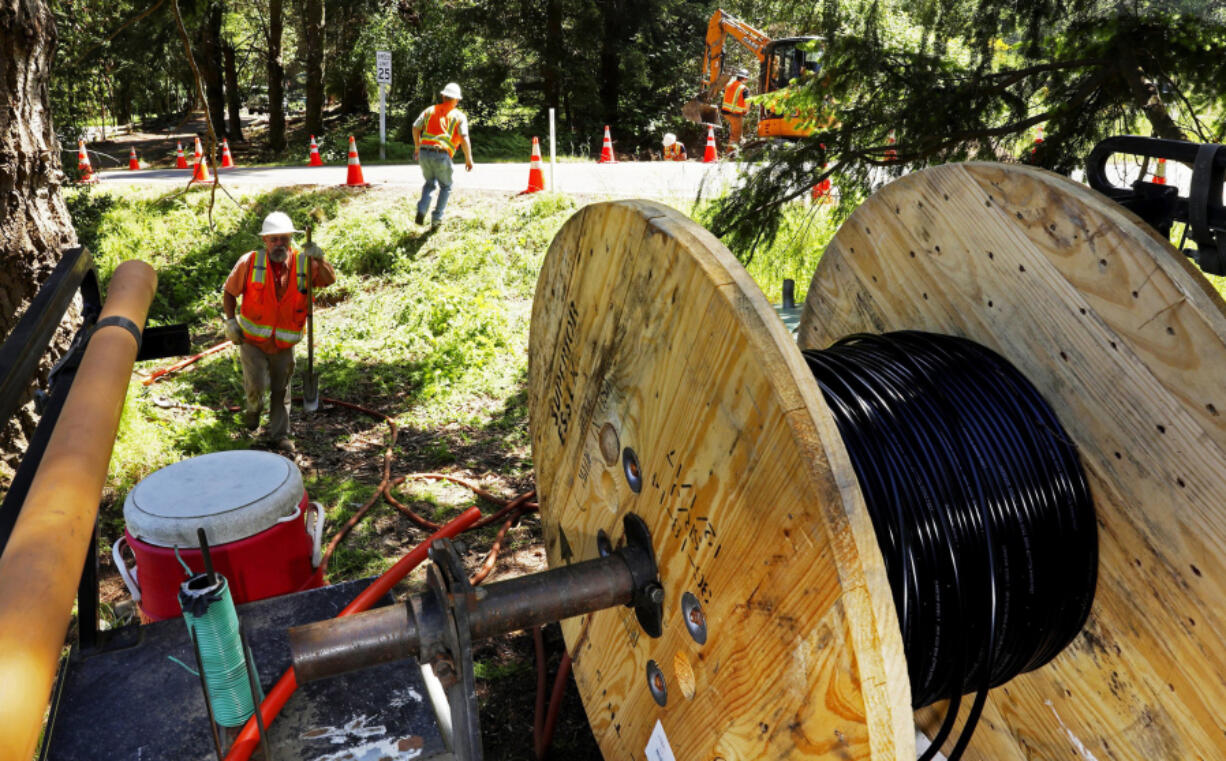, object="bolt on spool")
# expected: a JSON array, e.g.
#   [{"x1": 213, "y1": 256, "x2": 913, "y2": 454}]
[
  {"x1": 646, "y1": 659, "x2": 667, "y2": 706},
  {"x1": 681, "y1": 592, "x2": 707, "y2": 644},
  {"x1": 622, "y1": 447, "x2": 642, "y2": 493}
]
